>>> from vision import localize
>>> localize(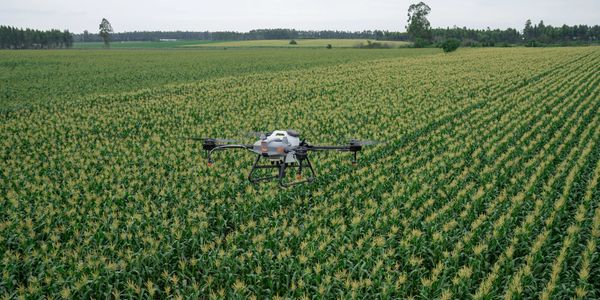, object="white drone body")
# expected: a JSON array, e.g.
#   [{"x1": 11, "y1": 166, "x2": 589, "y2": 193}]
[{"x1": 251, "y1": 130, "x2": 301, "y2": 163}]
